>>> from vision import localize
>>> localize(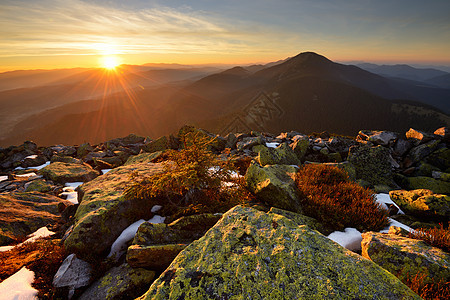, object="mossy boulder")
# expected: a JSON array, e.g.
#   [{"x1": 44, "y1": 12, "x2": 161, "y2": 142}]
[
  {"x1": 76, "y1": 143, "x2": 94, "y2": 158},
  {"x1": 425, "y1": 147, "x2": 450, "y2": 171},
  {"x1": 0, "y1": 191, "x2": 72, "y2": 245},
  {"x1": 39, "y1": 162, "x2": 100, "y2": 184},
  {"x1": 124, "y1": 151, "x2": 162, "y2": 166},
  {"x1": 78, "y1": 263, "x2": 155, "y2": 300},
  {"x1": 64, "y1": 162, "x2": 165, "y2": 259},
  {"x1": 178, "y1": 125, "x2": 226, "y2": 151},
  {"x1": 408, "y1": 140, "x2": 440, "y2": 163},
  {"x1": 403, "y1": 176, "x2": 450, "y2": 194},
  {"x1": 362, "y1": 231, "x2": 450, "y2": 287},
  {"x1": 127, "y1": 244, "x2": 188, "y2": 270},
  {"x1": 348, "y1": 144, "x2": 394, "y2": 187},
  {"x1": 143, "y1": 135, "x2": 179, "y2": 153},
  {"x1": 139, "y1": 206, "x2": 419, "y2": 300},
  {"x1": 389, "y1": 189, "x2": 450, "y2": 218},
  {"x1": 245, "y1": 162, "x2": 301, "y2": 213},
  {"x1": 252, "y1": 143, "x2": 300, "y2": 166},
  {"x1": 24, "y1": 179, "x2": 55, "y2": 193},
  {"x1": 50, "y1": 155, "x2": 82, "y2": 164},
  {"x1": 267, "y1": 207, "x2": 328, "y2": 234},
  {"x1": 236, "y1": 136, "x2": 263, "y2": 151},
  {"x1": 290, "y1": 138, "x2": 309, "y2": 161}
]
